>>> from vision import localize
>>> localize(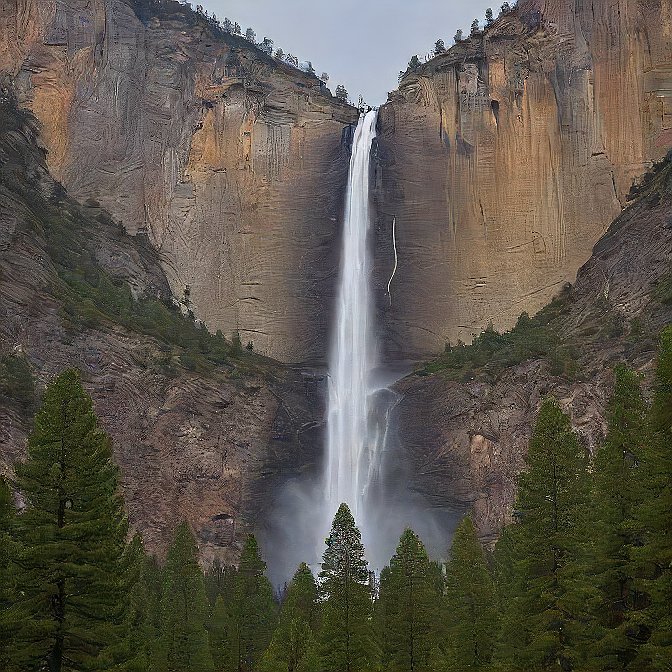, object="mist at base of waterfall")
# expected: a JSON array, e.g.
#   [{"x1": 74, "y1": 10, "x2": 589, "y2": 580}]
[{"x1": 258, "y1": 378, "x2": 463, "y2": 585}]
